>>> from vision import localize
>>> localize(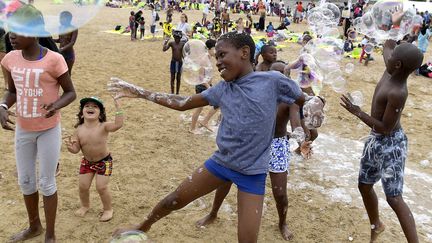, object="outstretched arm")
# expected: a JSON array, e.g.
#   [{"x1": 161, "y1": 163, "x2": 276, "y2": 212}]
[
  {"x1": 107, "y1": 77, "x2": 209, "y2": 111},
  {"x1": 0, "y1": 66, "x2": 17, "y2": 131},
  {"x1": 104, "y1": 97, "x2": 124, "y2": 132},
  {"x1": 340, "y1": 92, "x2": 403, "y2": 135}
]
